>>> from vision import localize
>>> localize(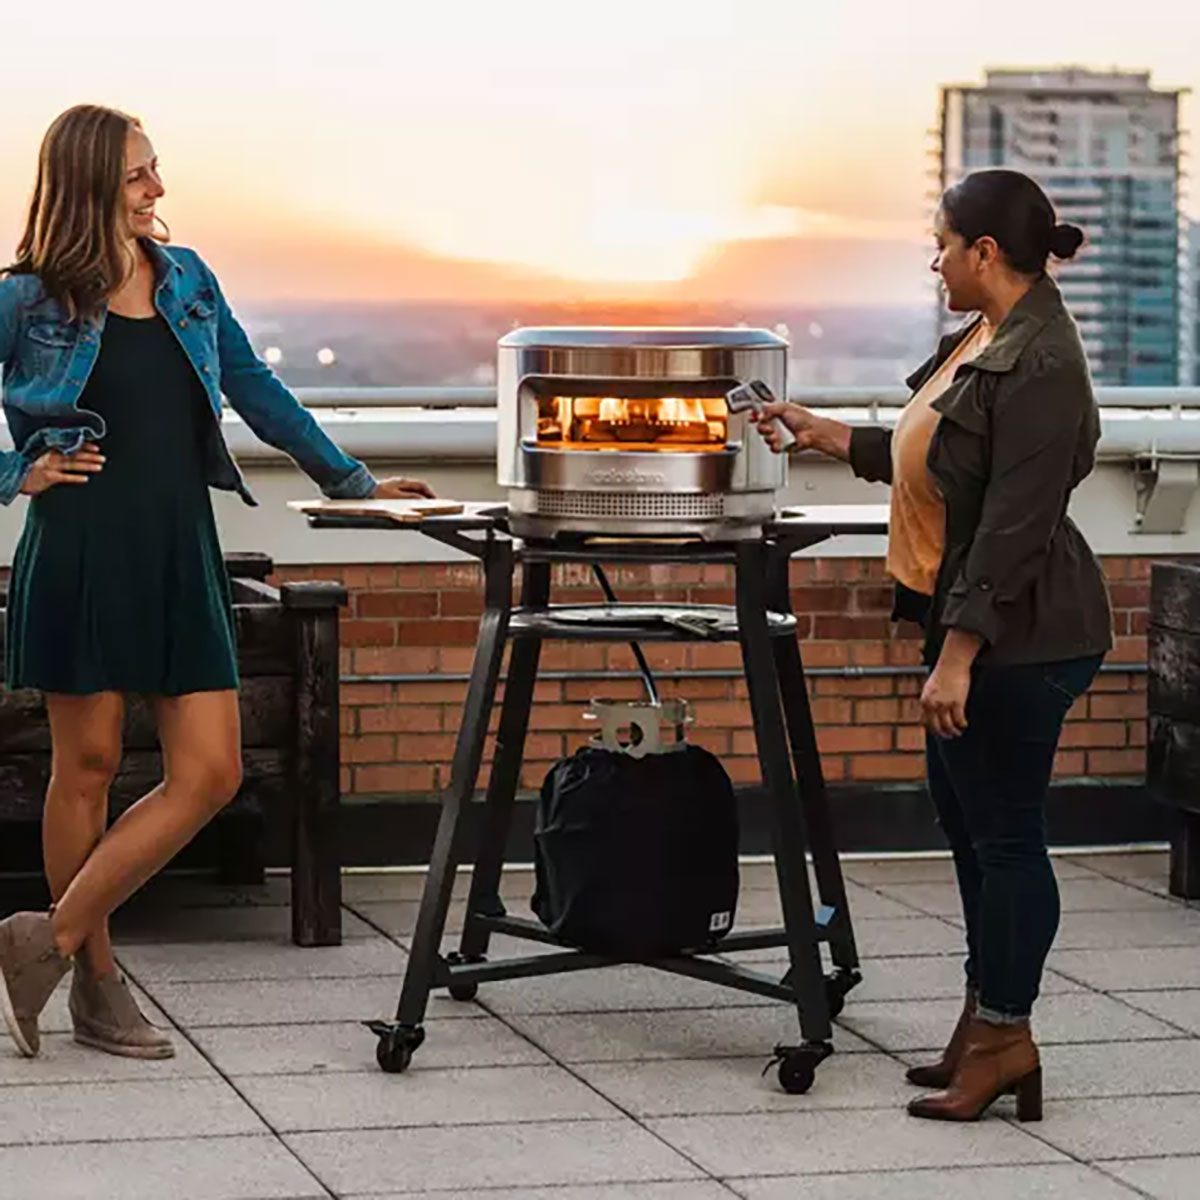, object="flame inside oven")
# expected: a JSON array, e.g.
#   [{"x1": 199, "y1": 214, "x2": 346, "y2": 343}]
[{"x1": 537, "y1": 394, "x2": 728, "y2": 452}]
